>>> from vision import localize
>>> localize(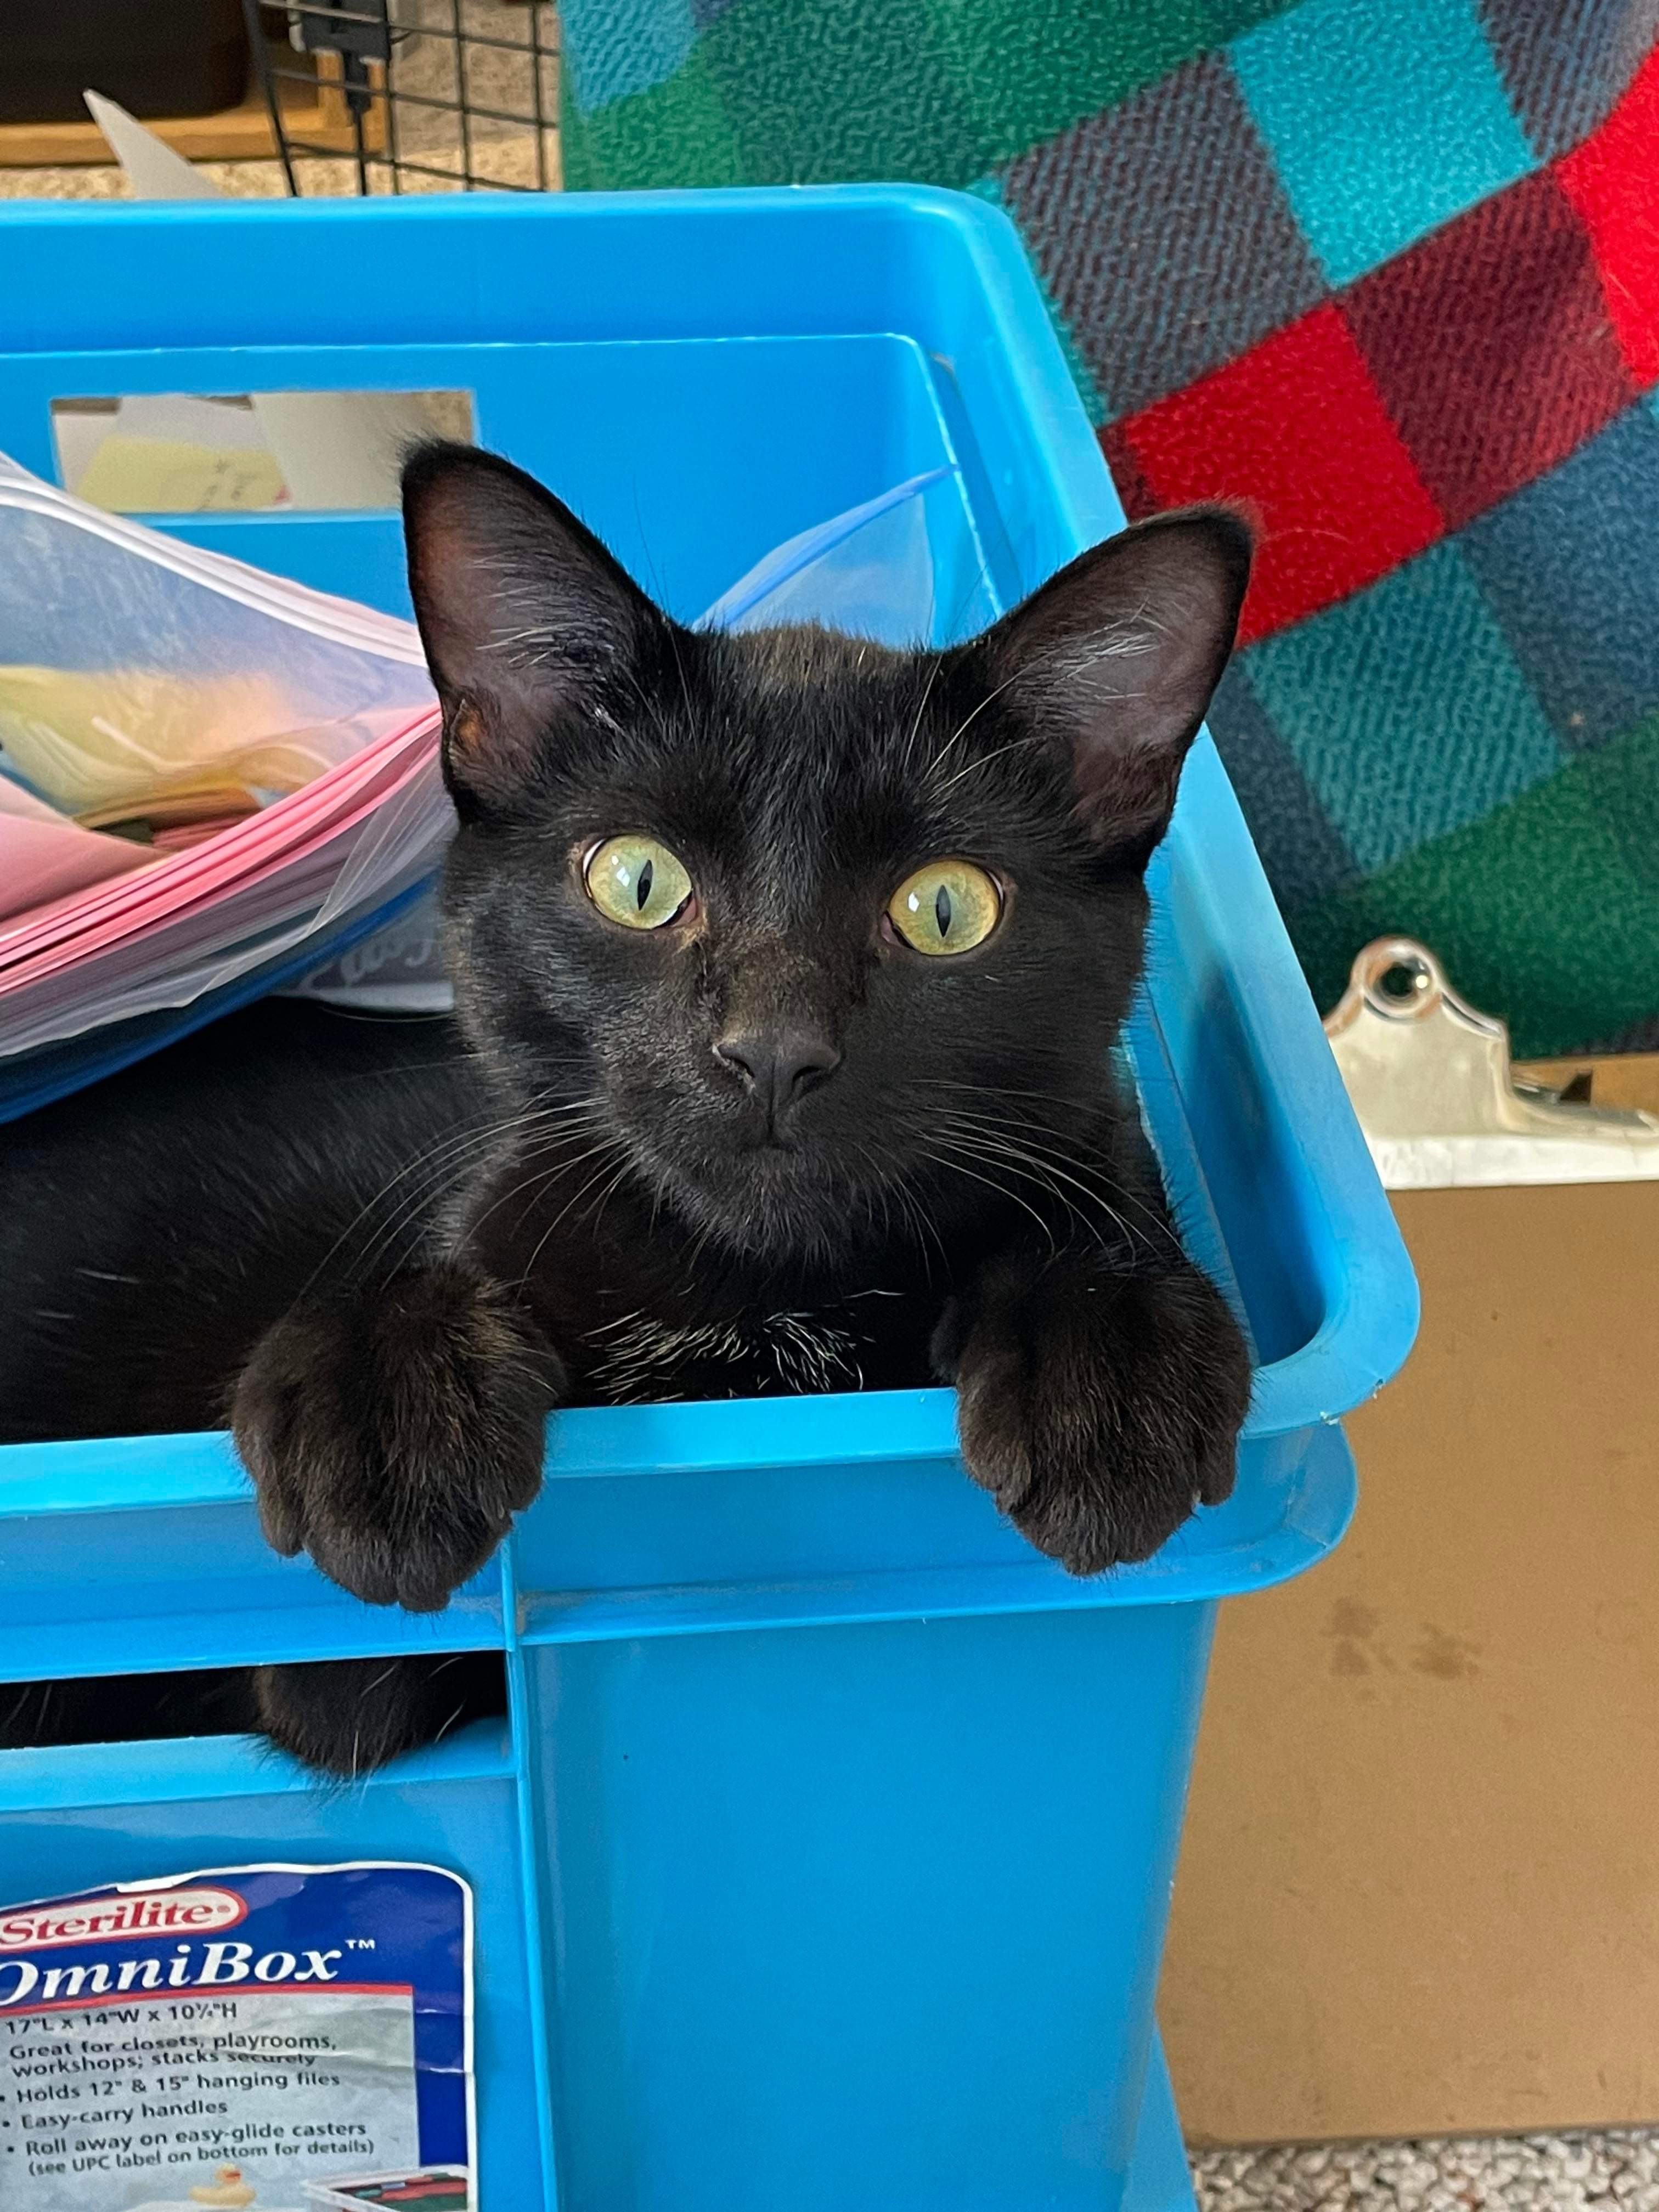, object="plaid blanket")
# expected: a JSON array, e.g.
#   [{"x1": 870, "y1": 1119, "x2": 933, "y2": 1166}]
[{"x1": 559, "y1": 0, "x2": 1659, "y2": 1056}]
